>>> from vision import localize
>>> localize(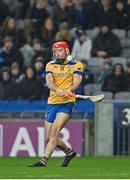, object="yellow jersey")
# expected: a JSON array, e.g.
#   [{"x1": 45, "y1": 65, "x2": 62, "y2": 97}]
[{"x1": 45, "y1": 60, "x2": 83, "y2": 104}]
